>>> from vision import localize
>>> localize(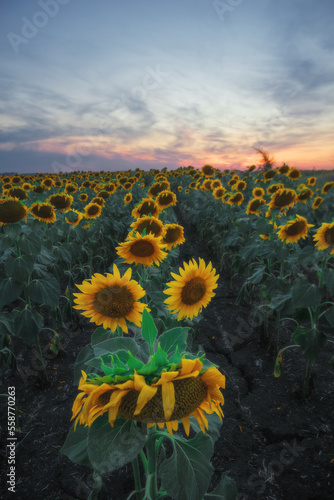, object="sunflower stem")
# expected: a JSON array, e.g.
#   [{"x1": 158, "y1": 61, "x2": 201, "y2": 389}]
[
  {"x1": 145, "y1": 427, "x2": 158, "y2": 500},
  {"x1": 131, "y1": 456, "x2": 143, "y2": 500}
]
